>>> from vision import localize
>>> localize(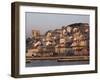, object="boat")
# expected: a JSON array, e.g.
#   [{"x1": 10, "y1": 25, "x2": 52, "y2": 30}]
[{"x1": 57, "y1": 56, "x2": 89, "y2": 62}]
